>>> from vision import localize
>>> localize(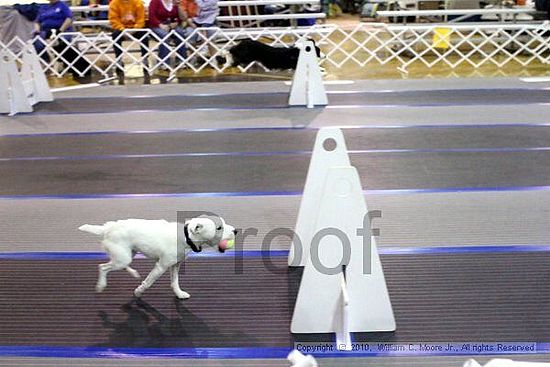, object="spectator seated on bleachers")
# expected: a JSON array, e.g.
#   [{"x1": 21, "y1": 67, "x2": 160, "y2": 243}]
[
  {"x1": 148, "y1": 0, "x2": 188, "y2": 70},
  {"x1": 186, "y1": 0, "x2": 218, "y2": 64},
  {"x1": 108, "y1": 0, "x2": 150, "y2": 70},
  {"x1": 181, "y1": 0, "x2": 198, "y2": 19},
  {"x1": 33, "y1": 0, "x2": 91, "y2": 80},
  {"x1": 80, "y1": 0, "x2": 109, "y2": 20}
]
